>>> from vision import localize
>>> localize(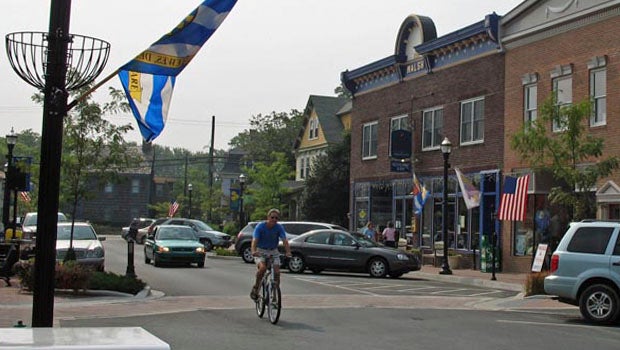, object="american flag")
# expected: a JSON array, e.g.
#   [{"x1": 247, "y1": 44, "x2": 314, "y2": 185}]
[
  {"x1": 19, "y1": 191, "x2": 31, "y2": 202},
  {"x1": 498, "y1": 175, "x2": 530, "y2": 221},
  {"x1": 168, "y1": 200, "x2": 179, "y2": 218}
]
